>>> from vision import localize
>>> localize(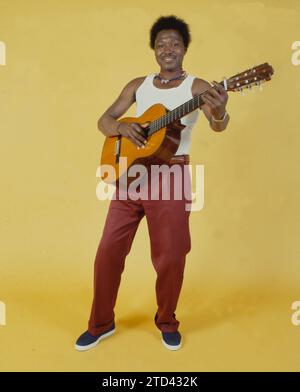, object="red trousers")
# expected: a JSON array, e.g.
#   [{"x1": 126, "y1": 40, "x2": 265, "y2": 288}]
[{"x1": 88, "y1": 160, "x2": 192, "y2": 334}]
